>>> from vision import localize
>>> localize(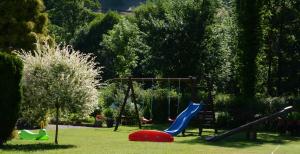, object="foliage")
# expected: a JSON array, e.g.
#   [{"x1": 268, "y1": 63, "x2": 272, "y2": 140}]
[
  {"x1": 128, "y1": 0, "x2": 233, "y2": 93},
  {"x1": 0, "y1": 0, "x2": 49, "y2": 51},
  {"x1": 71, "y1": 11, "x2": 121, "y2": 79},
  {"x1": 102, "y1": 18, "x2": 150, "y2": 77},
  {"x1": 99, "y1": 82, "x2": 183, "y2": 123},
  {"x1": 16, "y1": 43, "x2": 101, "y2": 144},
  {"x1": 45, "y1": 0, "x2": 100, "y2": 43},
  {"x1": 103, "y1": 108, "x2": 114, "y2": 118},
  {"x1": 0, "y1": 52, "x2": 23, "y2": 145},
  {"x1": 236, "y1": 0, "x2": 263, "y2": 98},
  {"x1": 260, "y1": 0, "x2": 300, "y2": 96}
]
